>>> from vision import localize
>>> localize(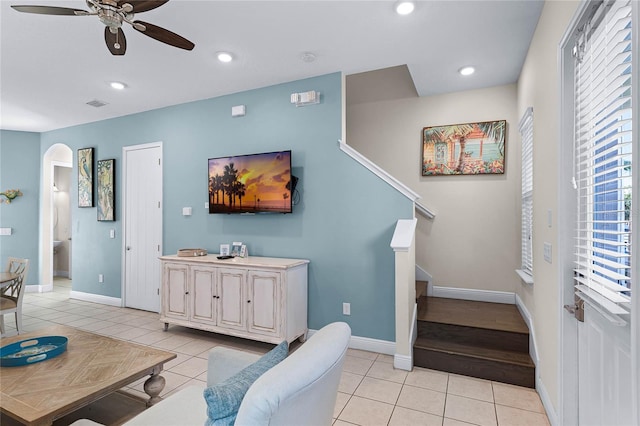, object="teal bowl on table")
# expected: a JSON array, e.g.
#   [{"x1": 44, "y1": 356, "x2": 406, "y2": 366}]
[{"x1": 0, "y1": 336, "x2": 68, "y2": 367}]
